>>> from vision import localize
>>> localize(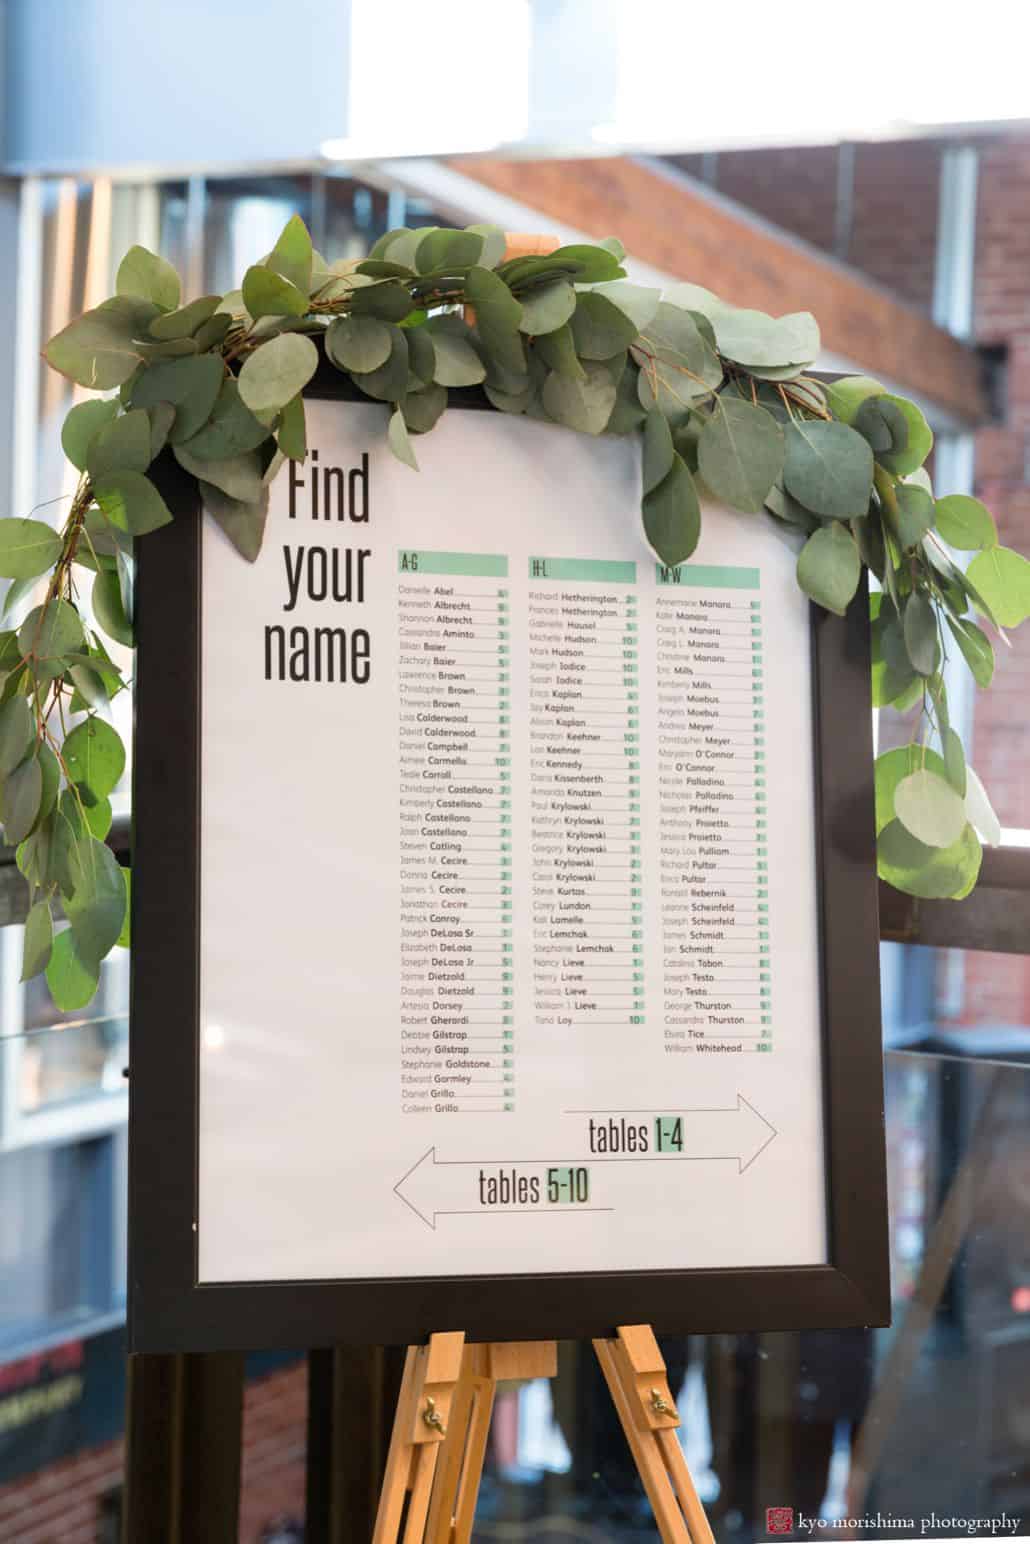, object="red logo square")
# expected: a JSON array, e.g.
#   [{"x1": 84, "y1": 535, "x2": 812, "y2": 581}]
[{"x1": 766, "y1": 1508, "x2": 794, "y2": 1535}]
